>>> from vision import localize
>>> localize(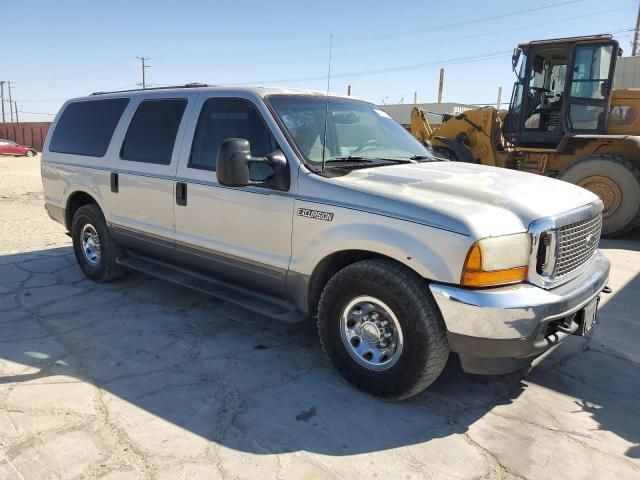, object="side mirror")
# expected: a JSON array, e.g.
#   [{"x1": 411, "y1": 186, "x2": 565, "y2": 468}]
[
  {"x1": 512, "y1": 48, "x2": 522, "y2": 73},
  {"x1": 216, "y1": 138, "x2": 289, "y2": 191}
]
